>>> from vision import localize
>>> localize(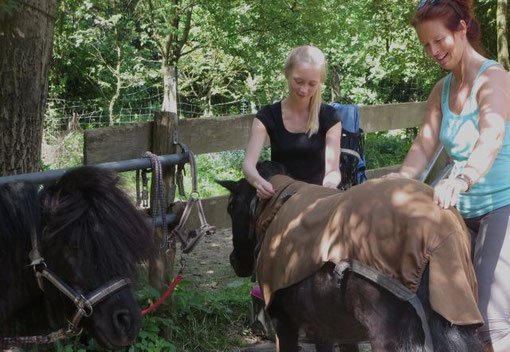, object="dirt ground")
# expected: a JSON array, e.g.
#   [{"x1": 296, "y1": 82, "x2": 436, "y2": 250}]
[{"x1": 184, "y1": 228, "x2": 238, "y2": 291}]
